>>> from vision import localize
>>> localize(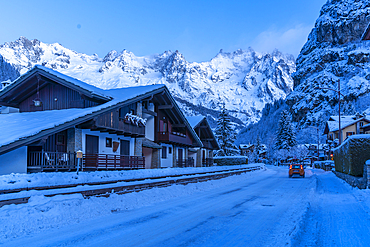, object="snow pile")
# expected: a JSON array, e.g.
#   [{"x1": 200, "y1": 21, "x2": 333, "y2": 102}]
[{"x1": 0, "y1": 164, "x2": 260, "y2": 191}]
